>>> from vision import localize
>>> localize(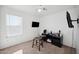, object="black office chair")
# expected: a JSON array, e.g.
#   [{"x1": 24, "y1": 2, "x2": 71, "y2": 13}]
[{"x1": 41, "y1": 29, "x2": 48, "y2": 42}]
